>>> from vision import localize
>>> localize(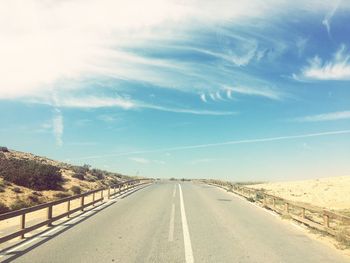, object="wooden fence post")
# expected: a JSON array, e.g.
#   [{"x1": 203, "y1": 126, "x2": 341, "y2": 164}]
[
  {"x1": 272, "y1": 198, "x2": 276, "y2": 208},
  {"x1": 92, "y1": 192, "x2": 95, "y2": 205},
  {"x1": 285, "y1": 203, "x2": 289, "y2": 214},
  {"x1": 20, "y1": 214, "x2": 26, "y2": 239},
  {"x1": 108, "y1": 187, "x2": 111, "y2": 199},
  {"x1": 100, "y1": 189, "x2": 103, "y2": 200},
  {"x1": 47, "y1": 205, "x2": 53, "y2": 226},
  {"x1": 81, "y1": 196, "x2": 85, "y2": 211},
  {"x1": 323, "y1": 213, "x2": 330, "y2": 228},
  {"x1": 67, "y1": 200, "x2": 71, "y2": 218},
  {"x1": 301, "y1": 208, "x2": 305, "y2": 219}
]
